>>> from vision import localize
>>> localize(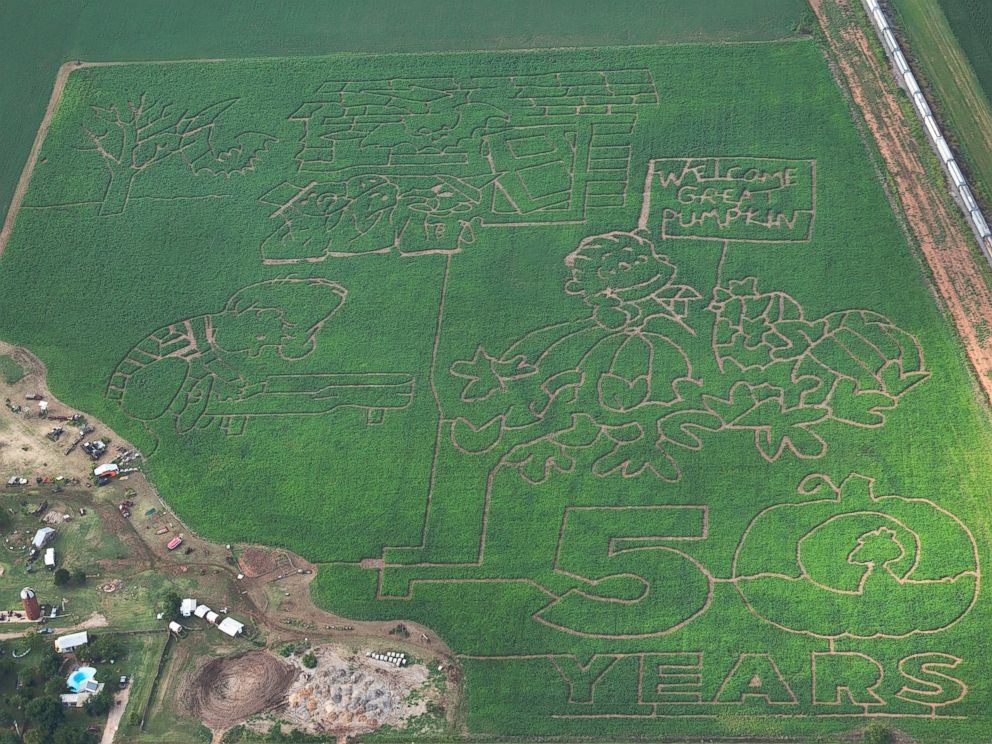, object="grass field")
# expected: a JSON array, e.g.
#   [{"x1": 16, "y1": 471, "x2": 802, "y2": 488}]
[
  {"x1": 887, "y1": 0, "x2": 992, "y2": 207},
  {"x1": 934, "y1": 0, "x2": 992, "y2": 99},
  {"x1": 0, "y1": 355, "x2": 24, "y2": 384},
  {"x1": 0, "y1": 36, "x2": 991, "y2": 741}
]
